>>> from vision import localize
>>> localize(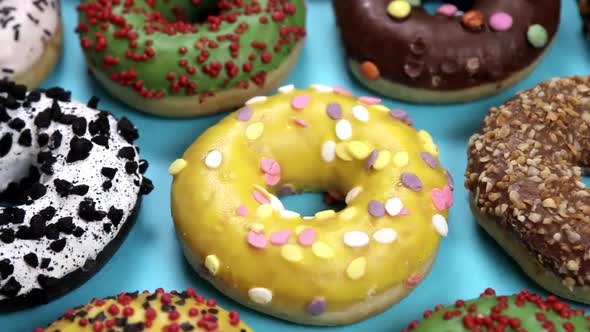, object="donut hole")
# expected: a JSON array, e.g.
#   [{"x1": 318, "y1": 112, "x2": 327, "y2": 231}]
[
  {"x1": 422, "y1": 0, "x2": 475, "y2": 14},
  {"x1": 279, "y1": 191, "x2": 346, "y2": 217},
  {"x1": 156, "y1": 3, "x2": 222, "y2": 25},
  {"x1": 0, "y1": 161, "x2": 42, "y2": 206}
]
